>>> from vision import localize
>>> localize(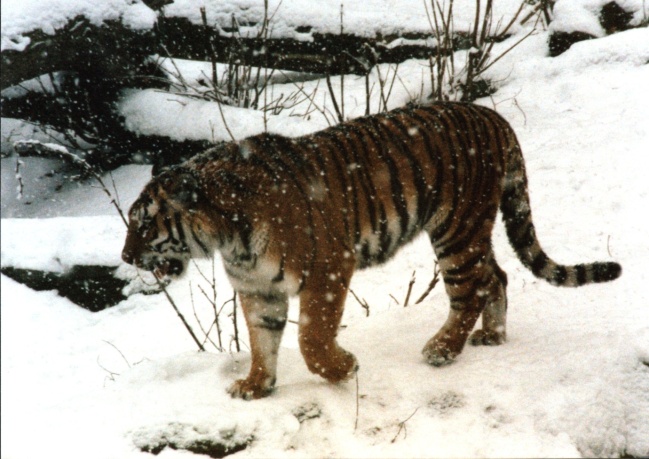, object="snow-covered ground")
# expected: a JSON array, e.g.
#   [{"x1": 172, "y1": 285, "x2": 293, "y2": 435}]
[{"x1": 2, "y1": 0, "x2": 649, "y2": 458}]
